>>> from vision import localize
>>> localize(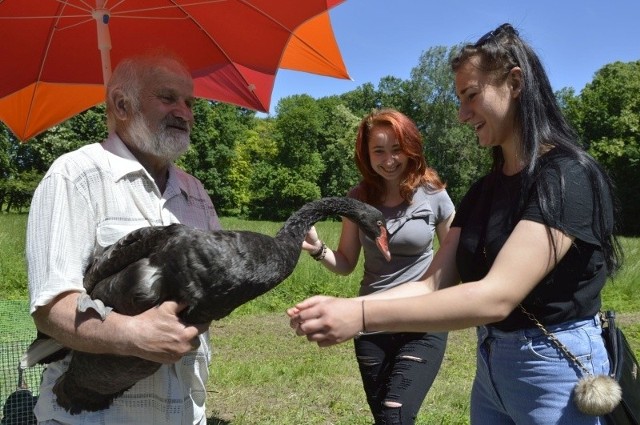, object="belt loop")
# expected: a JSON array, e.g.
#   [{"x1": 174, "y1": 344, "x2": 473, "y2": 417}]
[
  {"x1": 518, "y1": 328, "x2": 529, "y2": 342},
  {"x1": 477, "y1": 325, "x2": 489, "y2": 343}
]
